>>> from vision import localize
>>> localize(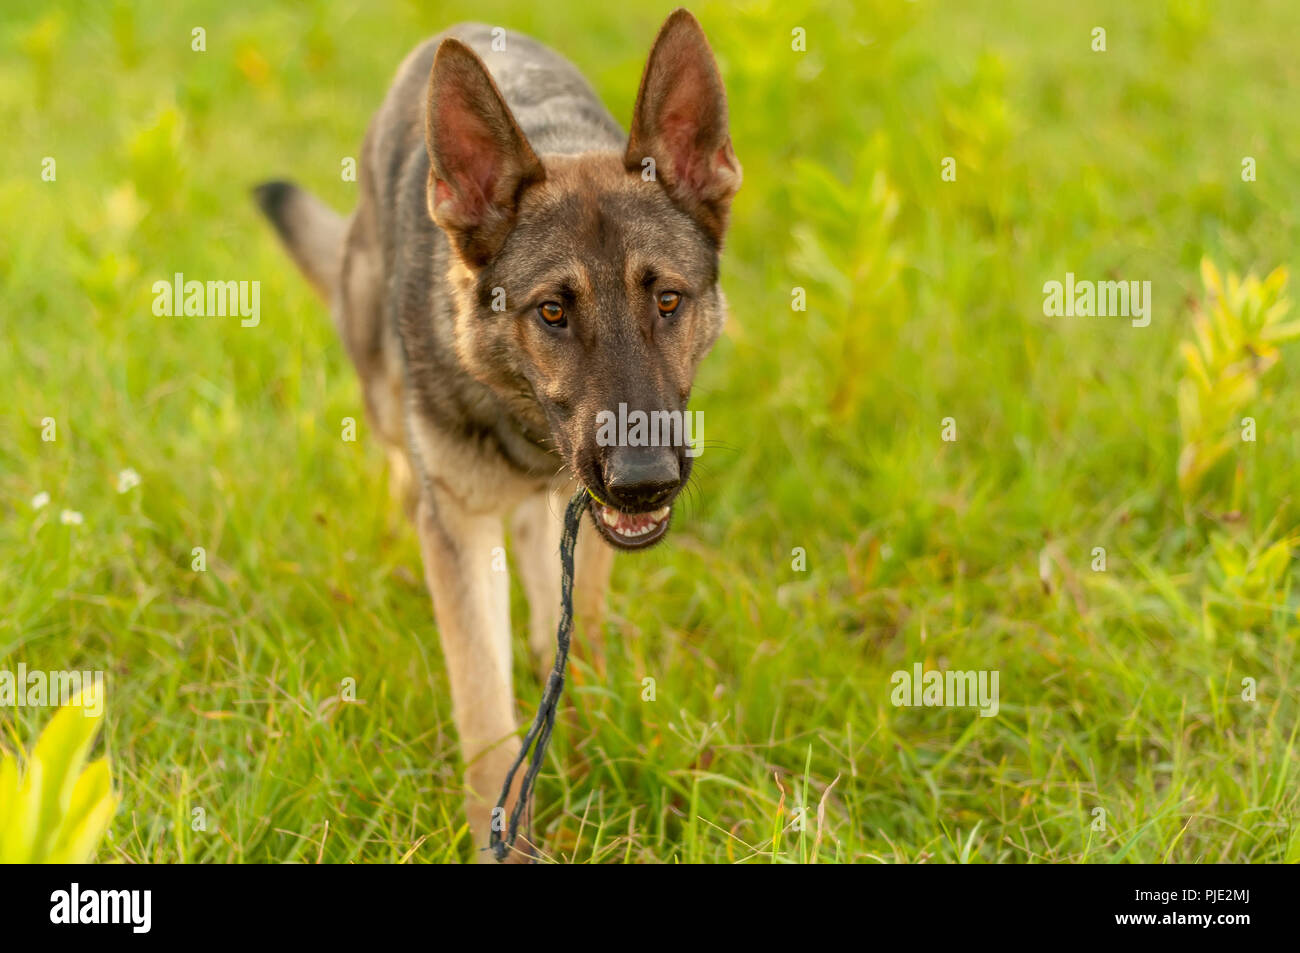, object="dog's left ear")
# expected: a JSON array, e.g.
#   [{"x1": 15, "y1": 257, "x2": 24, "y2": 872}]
[{"x1": 625, "y1": 9, "x2": 742, "y2": 242}]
